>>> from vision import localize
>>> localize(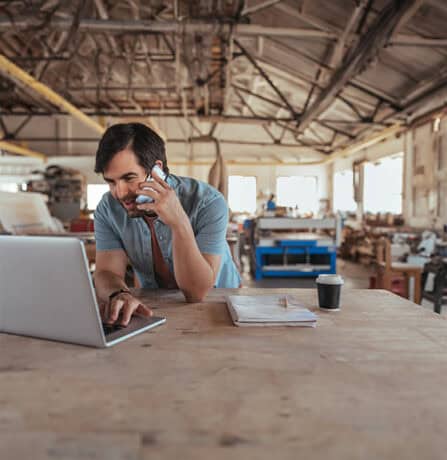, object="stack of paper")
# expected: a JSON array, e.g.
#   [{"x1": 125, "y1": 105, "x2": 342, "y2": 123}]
[{"x1": 226, "y1": 295, "x2": 317, "y2": 327}]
